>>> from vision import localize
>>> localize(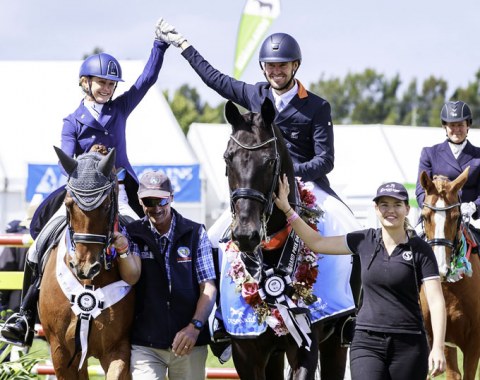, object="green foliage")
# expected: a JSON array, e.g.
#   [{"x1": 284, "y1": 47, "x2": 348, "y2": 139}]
[
  {"x1": 164, "y1": 84, "x2": 225, "y2": 135},
  {"x1": 165, "y1": 69, "x2": 480, "y2": 129},
  {"x1": 0, "y1": 350, "x2": 43, "y2": 380},
  {"x1": 0, "y1": 310, "x2": 47, "y2": 379}
]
